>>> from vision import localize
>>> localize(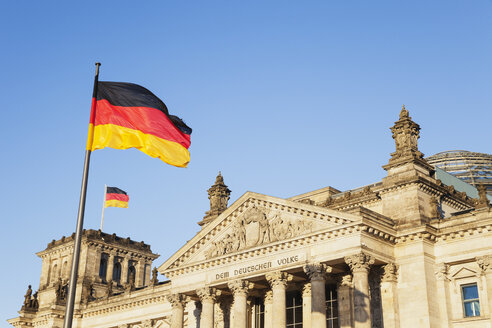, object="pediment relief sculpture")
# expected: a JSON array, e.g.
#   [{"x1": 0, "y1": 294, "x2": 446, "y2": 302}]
[{"x1": 205, "y1": 206, "x2": 314, "y2": 259}]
